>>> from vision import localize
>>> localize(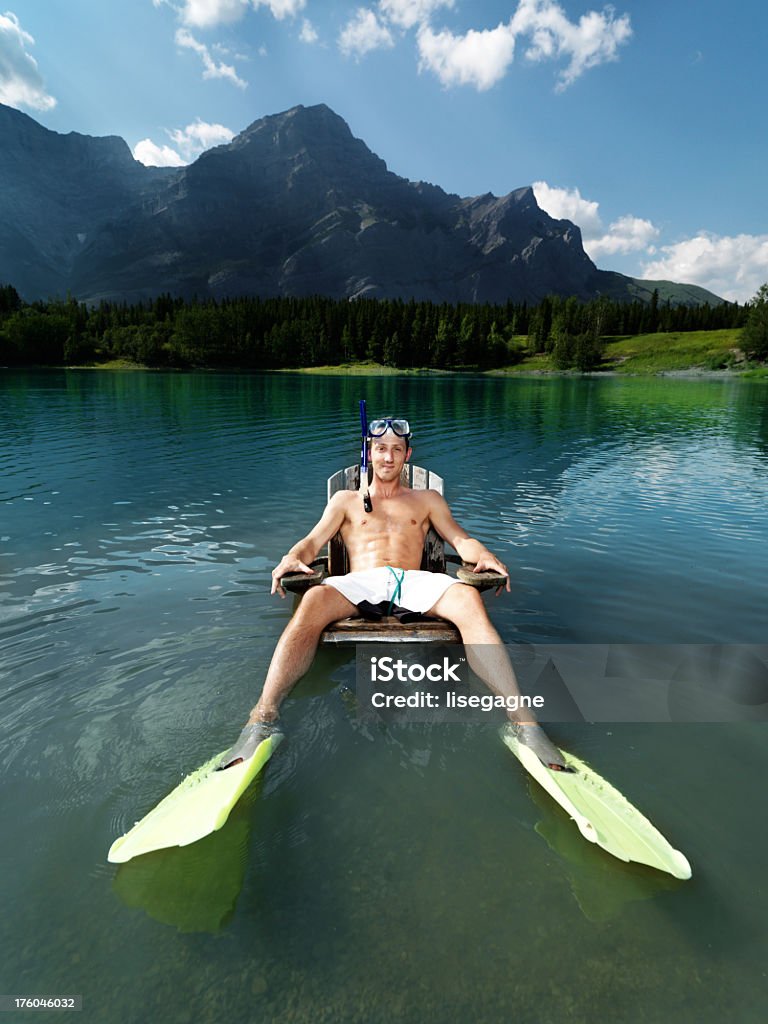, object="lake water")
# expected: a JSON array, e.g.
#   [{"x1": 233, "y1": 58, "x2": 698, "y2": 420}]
[{"x1": 1, "y1": 369, "x2": 767, "y2": 1023}]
